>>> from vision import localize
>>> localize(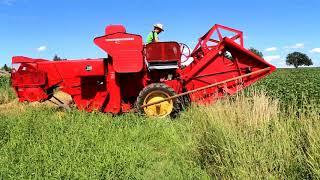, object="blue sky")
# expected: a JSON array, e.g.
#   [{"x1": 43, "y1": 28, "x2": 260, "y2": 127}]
[{"x1": 0, "y1": 0, "x2": 319, "y2": 67}]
